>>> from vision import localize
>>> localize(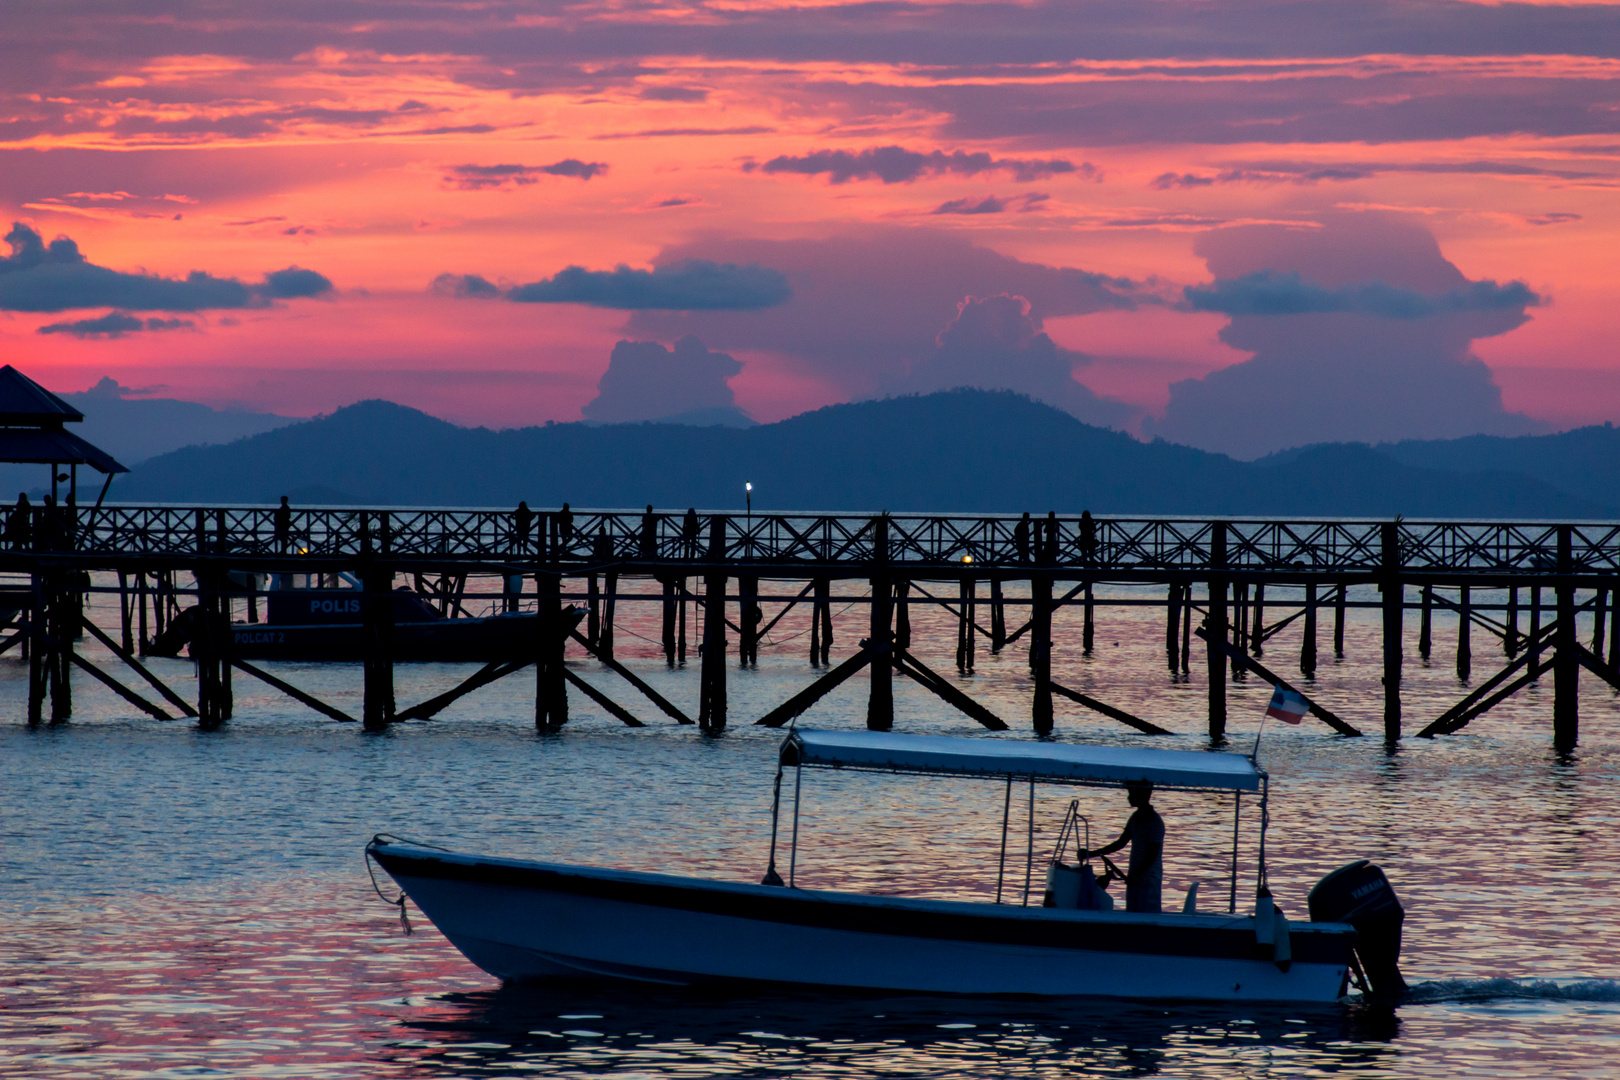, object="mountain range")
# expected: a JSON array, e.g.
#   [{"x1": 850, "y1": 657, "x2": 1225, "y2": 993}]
[{"x1": 110, "y1": 389, "x2": 1620, "y2": 518}]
